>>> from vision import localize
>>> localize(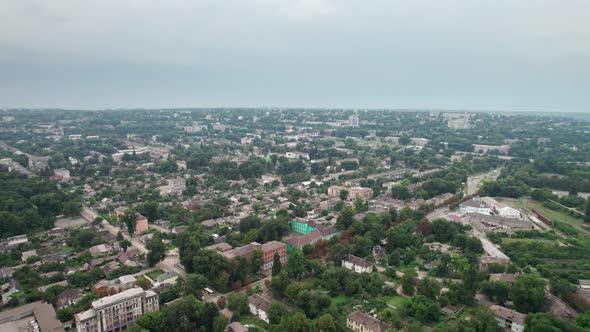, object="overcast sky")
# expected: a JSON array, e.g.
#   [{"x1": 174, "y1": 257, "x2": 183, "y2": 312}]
[{"x1": 1, "y1": 0, "x2": 589, "y2": 112}]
